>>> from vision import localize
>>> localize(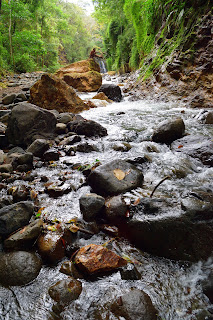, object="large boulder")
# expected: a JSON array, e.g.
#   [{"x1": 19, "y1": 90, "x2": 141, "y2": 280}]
[
  {"x1": 87, "y1": 159, "x2": 144, "y2": 196},
  {"x1": 152, "y1": 118, "x2": 185, "y2": 144},
  {"x1": 6, "y1": 102, "x2": 57, "y2": 147},
  {"x1": 0, "y1": 251, "x2": 42, "y2": 286},
  {"x1": 97, "y1": 84, "x2": 123, "y2": 102},
  {"x1": 56, "y1": 59, "x2": 102, "y2": 92},
  {"x1": 29, "y1": 73, "x2": 89, "y2": 113},
  {"x1": 125, "y1": 192, "x2": 213, "y2": 261},
  {"x1": 0, "y1": 201, "x2": 34, "y2": 237}
]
